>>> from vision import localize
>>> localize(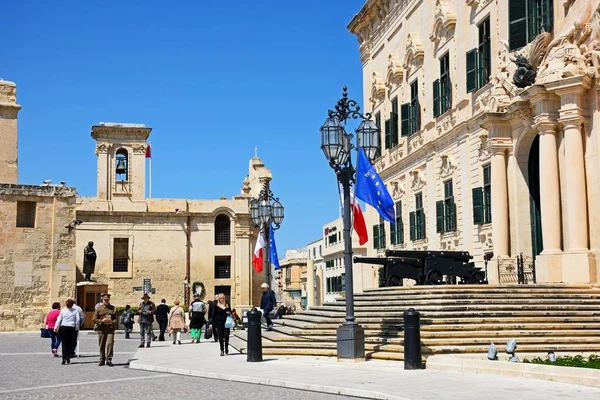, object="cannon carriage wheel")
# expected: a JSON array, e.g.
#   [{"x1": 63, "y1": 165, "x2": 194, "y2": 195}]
[
  {"x1": 469, "y1": 271, "x2": 485, "y2": 284},
  {"x1": 386, "y1": 275, "x2": 404, "y2": 287},
  {"x1": 426, "y1": 270, "x2": 443, "y2": 285}
]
